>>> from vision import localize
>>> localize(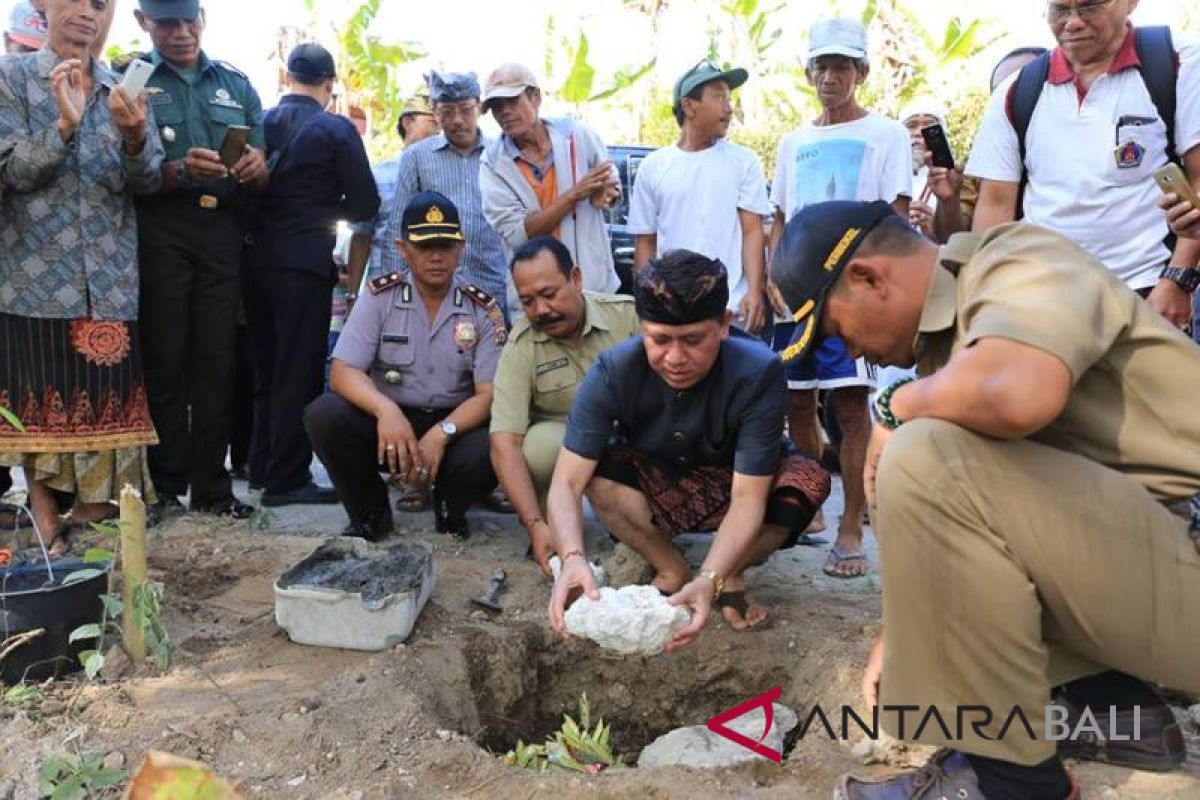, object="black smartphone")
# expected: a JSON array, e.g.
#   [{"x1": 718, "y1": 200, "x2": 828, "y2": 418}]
[
  {"x1": 920, "y1": 123, "x2": 956, "y2": 170},
  {"x1": 218, "y1": 125, "x2": 252, "y2": 170}
]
